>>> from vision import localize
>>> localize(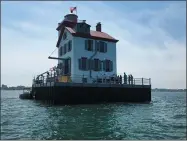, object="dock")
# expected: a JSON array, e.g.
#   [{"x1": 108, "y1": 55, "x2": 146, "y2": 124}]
[{"x1": 31, "y1": 73, "x2": 151, "y2": 105}]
